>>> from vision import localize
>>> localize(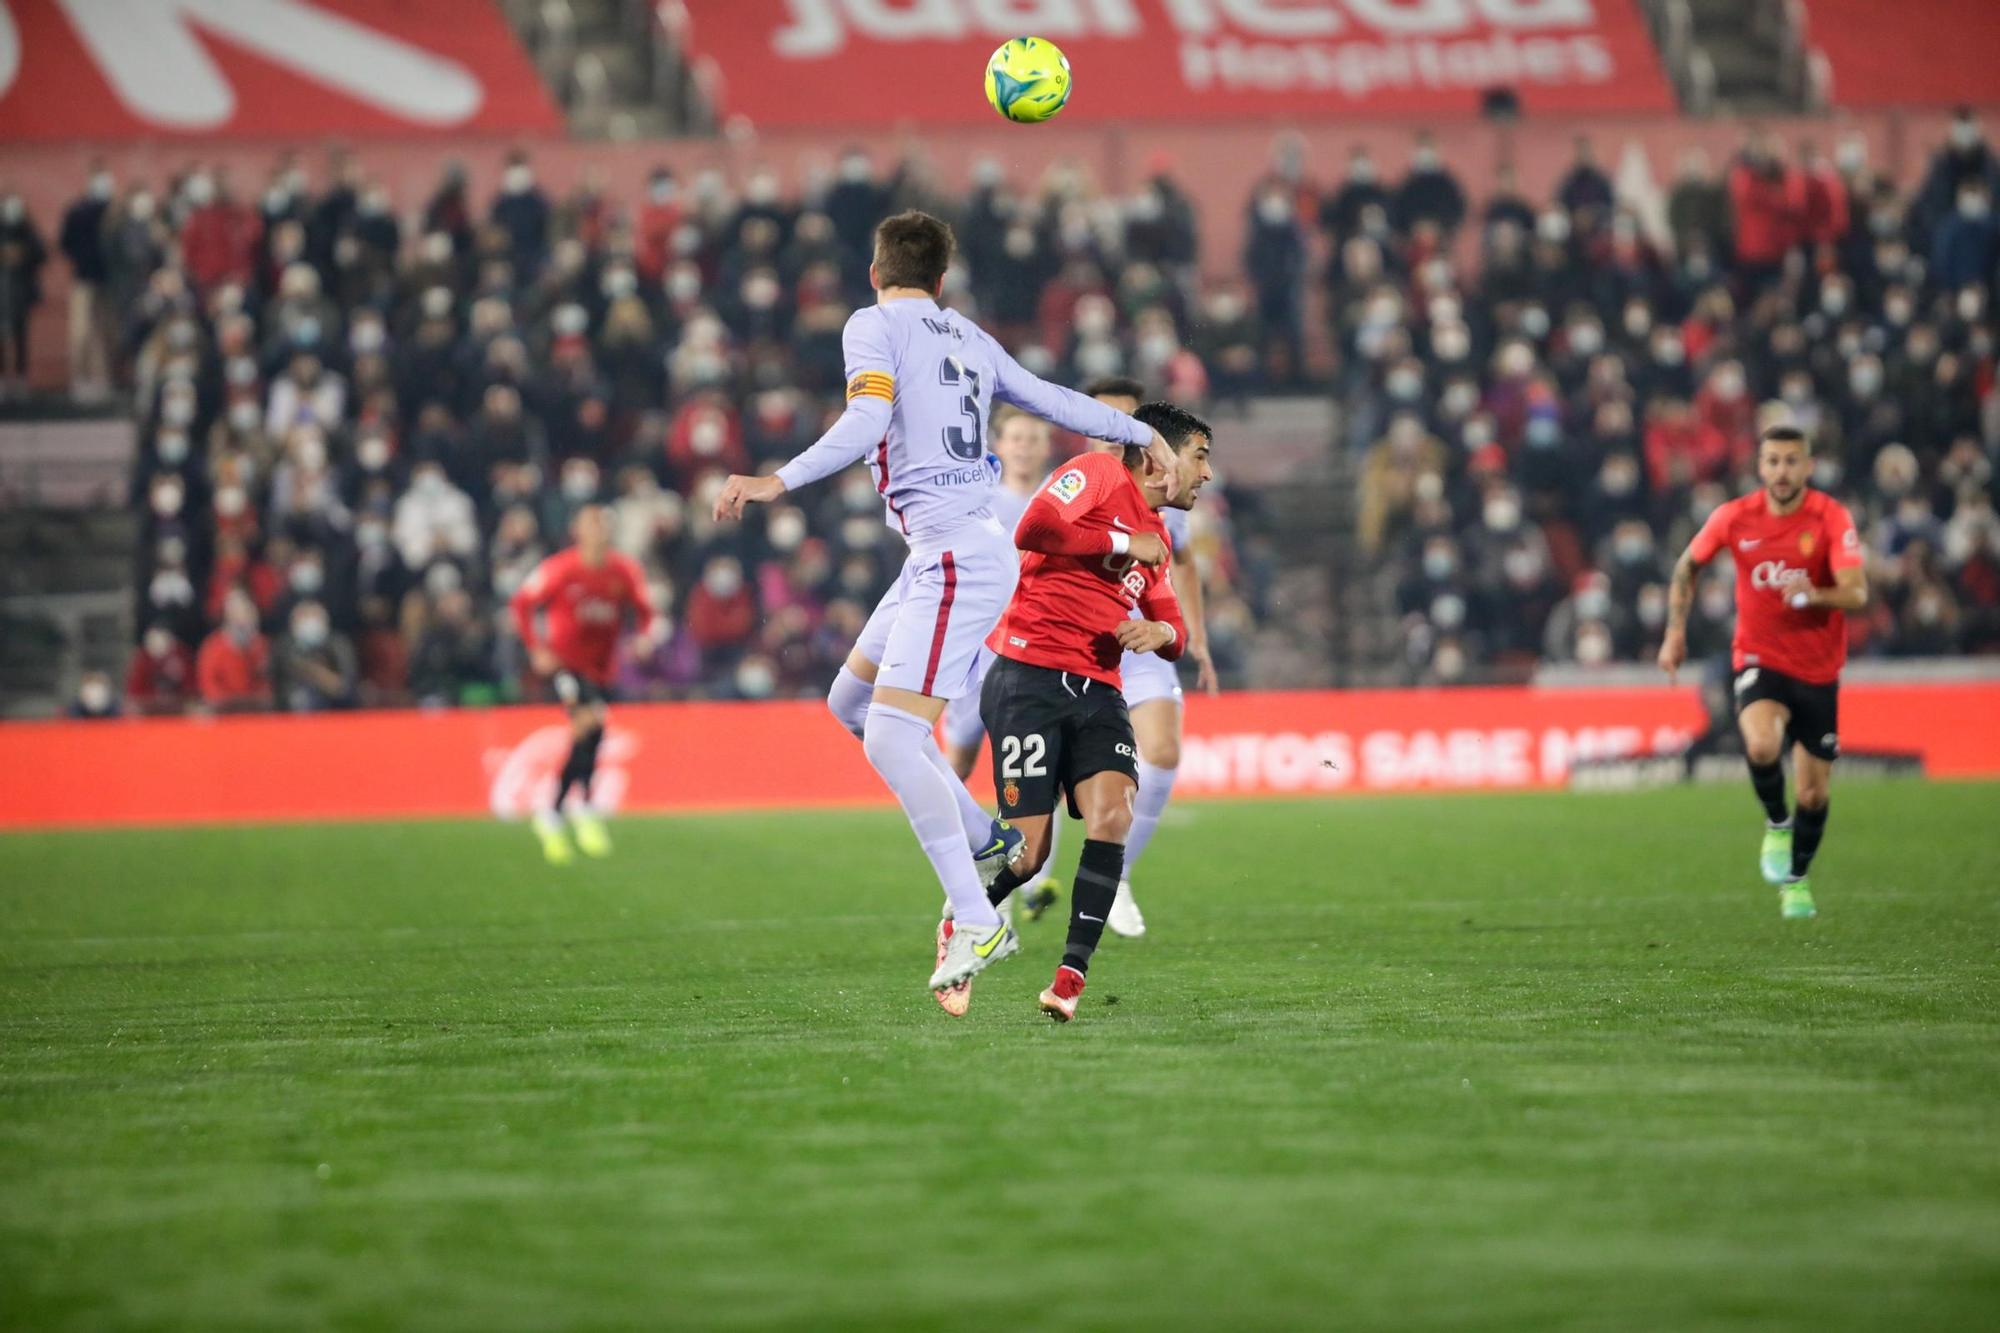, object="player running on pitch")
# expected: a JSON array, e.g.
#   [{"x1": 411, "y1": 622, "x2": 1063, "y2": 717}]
[
  {"x1": 969, "y1": 401, "x2": 1213, "y2": 1021},
  {"x1": 940, "y1": 405, "x2": 1065, "y2": 917},
  {"x1": 1658, "y1": 423, "x2": 1868, "y2": 919},
  {"x1": 1078, "y1": 376, "x2": 1220, "y2": 938},
  {"x1": 712, "y1": 210, "x2": 1178, "y2": 994},
  {"x1": 510, "y1": 504, "x2": 661, "y2": 865}
]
